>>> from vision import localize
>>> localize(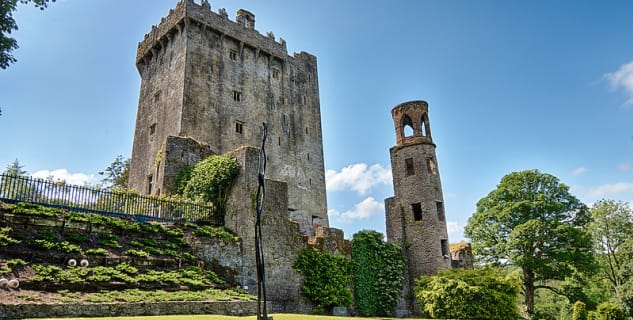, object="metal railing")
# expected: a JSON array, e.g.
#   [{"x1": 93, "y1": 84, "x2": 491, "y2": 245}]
[{"x1": 0, "y1": 173, "x2": 221, "y2": 225}]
